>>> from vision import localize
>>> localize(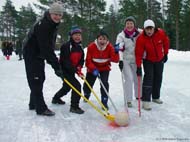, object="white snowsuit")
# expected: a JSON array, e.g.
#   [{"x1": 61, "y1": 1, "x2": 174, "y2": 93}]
[{"x1": 116, "y1": 29, "x2": 142, "y2": 106}]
